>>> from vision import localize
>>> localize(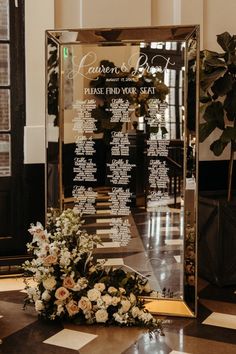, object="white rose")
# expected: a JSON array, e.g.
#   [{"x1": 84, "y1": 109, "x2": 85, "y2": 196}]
[
  {"x1": 113, "y1": 312, "x2": 125, "y2": 324},
  {"x1": 139, "y1": 311, "x2": 153, "y2": 323},
  {"x1": 78, "y1": 297, "x2": 92, "y2": 312},
  {"x1": 131, "y1": 306, "x2": 141, "y2": 318},
  {"x1": 87, "y1": 288, "x2": 101, "y2": 302},
  {"x1": 35, "y1": 300, "x2": 45, "y2": 312},
  {"x1": 111, "y1": 296, "x2": 120, "y2": 306},
  {"x1": 96, "y1": 298, "x2": 104, "y2": 308},
  {"x1": 41, "y1": 290, "x2": 51, "y2": 301},
  {"x1": 102, "y1": 294, "x2": 112, "y2": 307},
  {"x1": 94, "y1": 283, "x2": 105, "y2": 292},
  {"x1": 120, "y1": 299, "x2": 131, "y2": 313},
  {"x1": 95, "y1": 309, "x2": 108, "y2": 323},
  {"x1": 26, "y1": 286, "x2": 39, "y2": 301},
  {"x1": 129, "y1": 293, "x2": 136, "y2": 304},
  {"x1": 42, "y1": 276, "x2": 57, "y2": 290}
]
